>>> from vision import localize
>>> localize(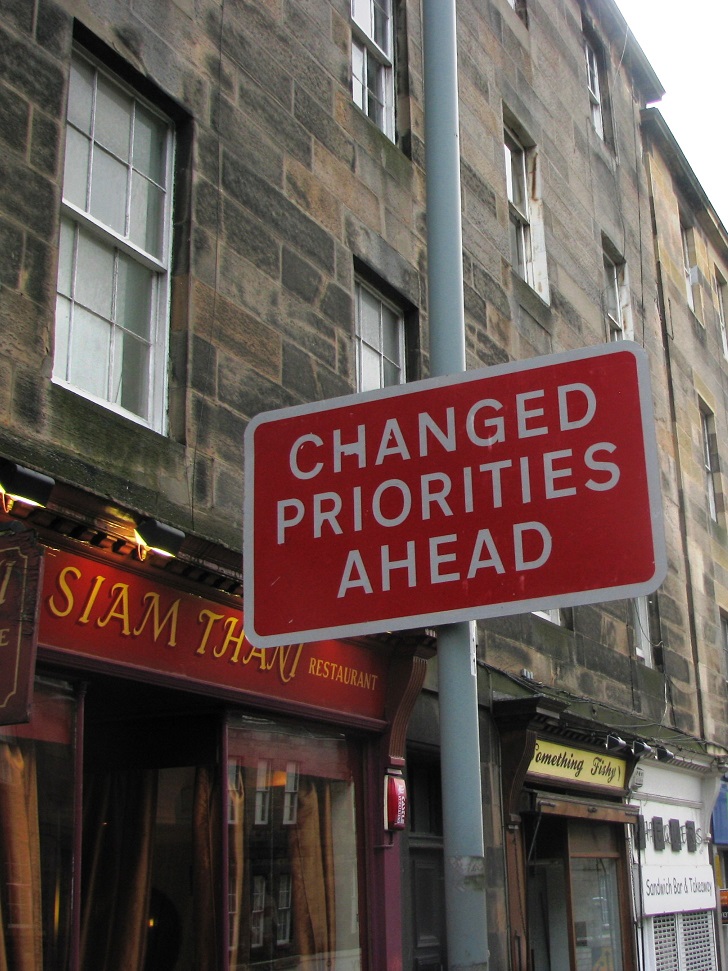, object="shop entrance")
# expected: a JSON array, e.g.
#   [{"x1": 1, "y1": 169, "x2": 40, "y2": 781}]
[
  {"x1": 81, "y1": 678, "x2": 222, "y2": 971},
  {"x1": 0, "y1": 673, "x2": 367, "y2": 970},
  {"x1": 406, "y1": 752, "x2": 447, "y2": 970},
  {"x1": 525, "y1": 815, "x2": 633, "y2": 971}
]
